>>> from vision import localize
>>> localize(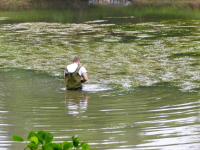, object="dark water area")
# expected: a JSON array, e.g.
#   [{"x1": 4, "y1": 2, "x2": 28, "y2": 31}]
[
  {"x1": 0, "y1": 11, "x2": 152, "y2": 25},
  {"x1": 1, "y1": 7, "x2": 200, "y2": 25}
]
